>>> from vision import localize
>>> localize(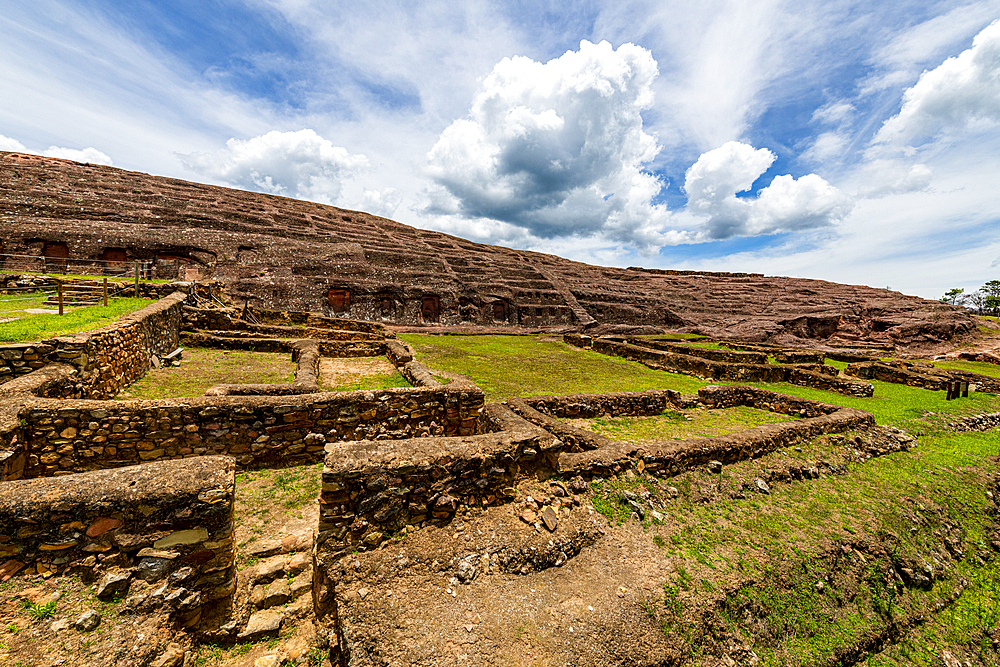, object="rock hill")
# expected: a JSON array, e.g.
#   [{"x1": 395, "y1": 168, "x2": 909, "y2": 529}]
[{"x1": 0, "y1": 151, "x2": 975, "y2": 348}]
